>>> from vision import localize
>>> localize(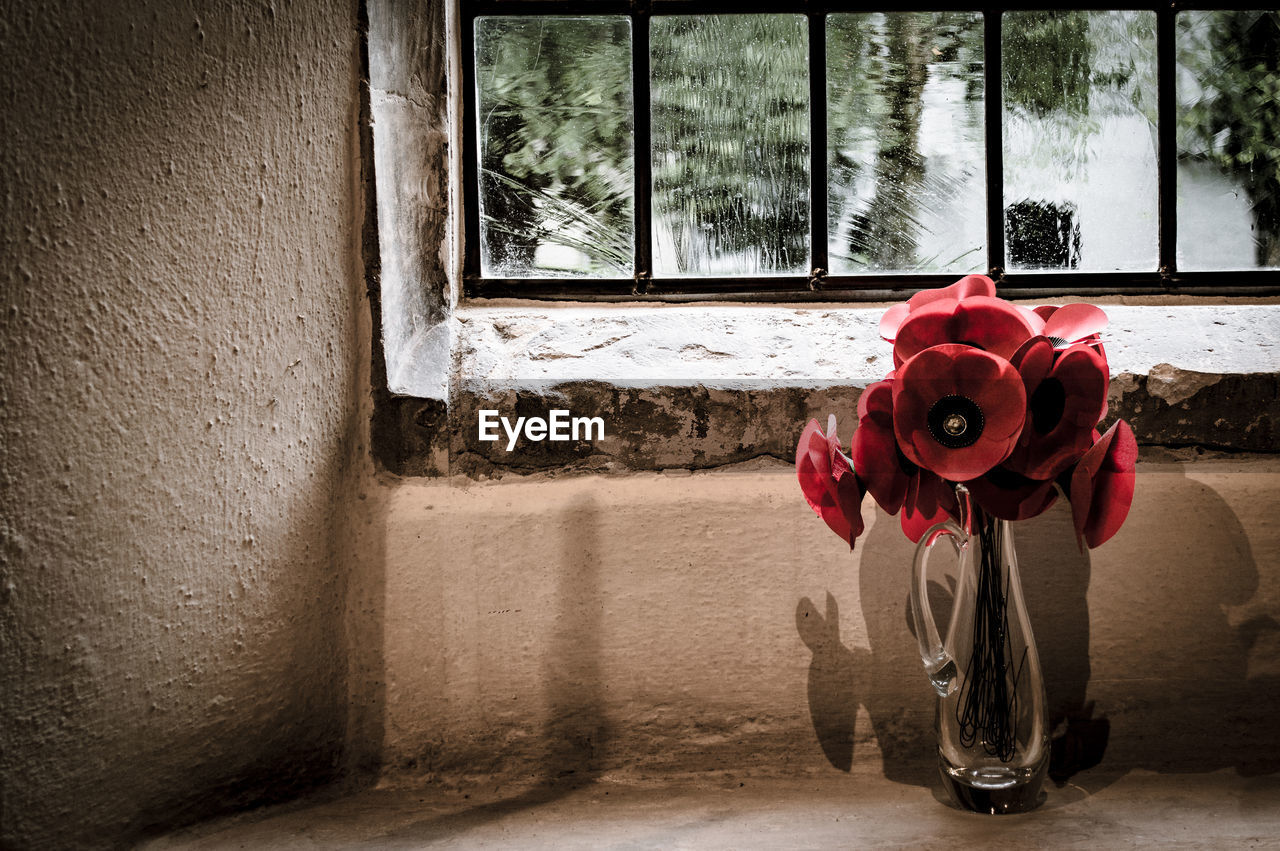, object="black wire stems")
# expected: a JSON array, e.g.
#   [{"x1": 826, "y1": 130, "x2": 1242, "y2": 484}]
[{"x1": 955, "y1": 513, "x2": 1029, "y2": 762}]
